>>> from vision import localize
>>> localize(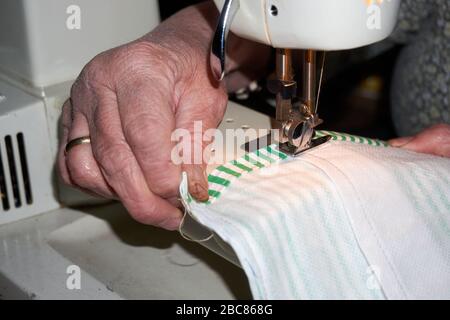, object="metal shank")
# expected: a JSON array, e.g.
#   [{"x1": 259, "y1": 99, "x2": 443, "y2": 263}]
[{"x1": 275, "y1": 49, "x2": 326, "y2": 155}]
